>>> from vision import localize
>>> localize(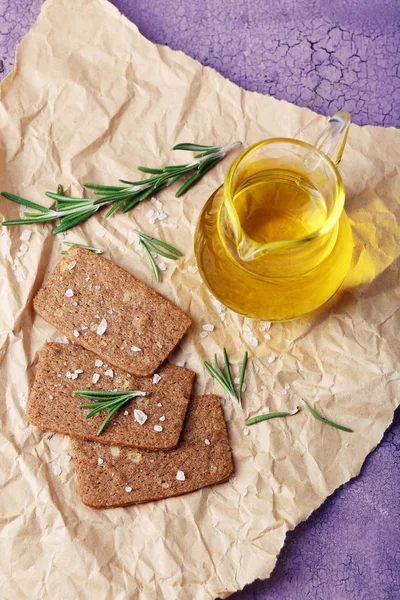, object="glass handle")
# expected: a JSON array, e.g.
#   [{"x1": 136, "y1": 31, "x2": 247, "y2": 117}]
[{"x1": 314, "y1": 110, "x2": 351, "y2": 165}]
